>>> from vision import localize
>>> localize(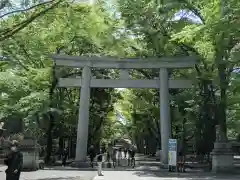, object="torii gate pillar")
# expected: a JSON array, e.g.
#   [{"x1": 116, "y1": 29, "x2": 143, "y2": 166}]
[
  {"x1": 75, "y1": 66, "x2": 91, "y2": 163},
  {"x1": 159, "y1": 68, "x2": 171, "y2": 165}
]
